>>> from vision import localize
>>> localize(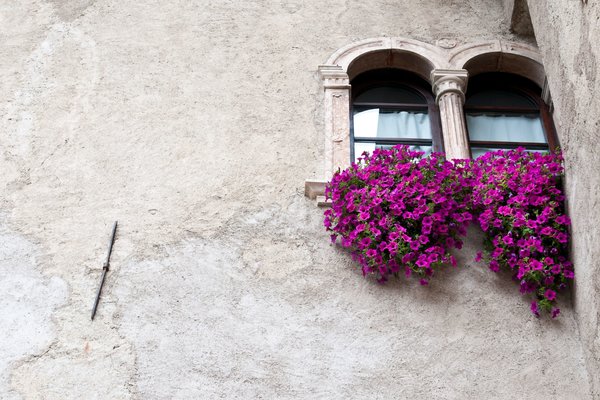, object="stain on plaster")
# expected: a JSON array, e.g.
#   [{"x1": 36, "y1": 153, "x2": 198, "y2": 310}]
[
  {"x1": 47, "y1": 0, "x2": 95, "y2": 22},
  {"x1": 112, "y1": 201, "x2": 592, "y2": 399},
  {"x1": 2, "y1": 21, "x2": 98, "y2": 191},
  {"x1": 0, "y1": 220, "x2": 68, "y2": 400}
]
